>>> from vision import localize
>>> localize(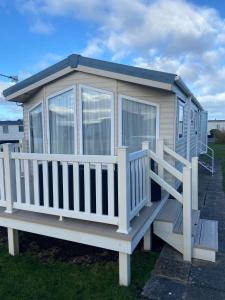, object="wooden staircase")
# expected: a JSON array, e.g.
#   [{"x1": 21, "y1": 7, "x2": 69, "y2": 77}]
[{"x1": 153, "y1": 198, "x2": 218, "y2": 262}]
